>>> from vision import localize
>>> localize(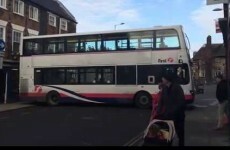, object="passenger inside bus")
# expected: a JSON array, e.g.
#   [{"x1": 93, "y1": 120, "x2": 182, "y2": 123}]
[
  {"x1": 159, "y1": 42, "x2": 168, "y2": 48},
  {"x1": 88, "y1": 46, "x2": 95, "y2": 51},
  {"x1": 158, "y1": 38, "x2": 168, "y2": 48},
  {"x1": 176, "y1": 67, "x2": 186, "y2": 84}
]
